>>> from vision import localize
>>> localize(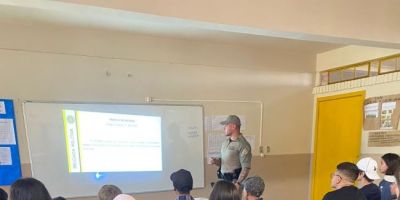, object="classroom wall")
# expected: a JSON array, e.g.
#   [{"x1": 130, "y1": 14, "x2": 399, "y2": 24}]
[
  {"x1": 316, "y1": 45, "x2": 400, "y2": 72},
  {"x1": 60, "y1": 0, "x2": 400, "y2": 47},
  {"x1": 313, "y1": 45, "x2": 400, "y2": 169},
  {"x1": 0, "y1": 22, "x2": 315, "y2": 199}
]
